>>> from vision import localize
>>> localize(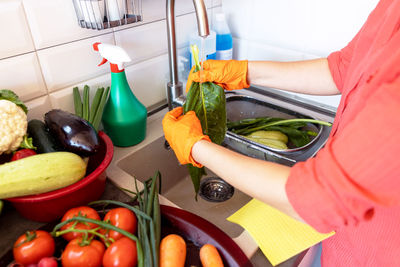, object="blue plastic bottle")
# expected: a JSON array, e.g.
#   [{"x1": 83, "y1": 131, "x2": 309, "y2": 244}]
[{"x1": 214, "y1": 13, "x2": 233, "y2": 60}]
